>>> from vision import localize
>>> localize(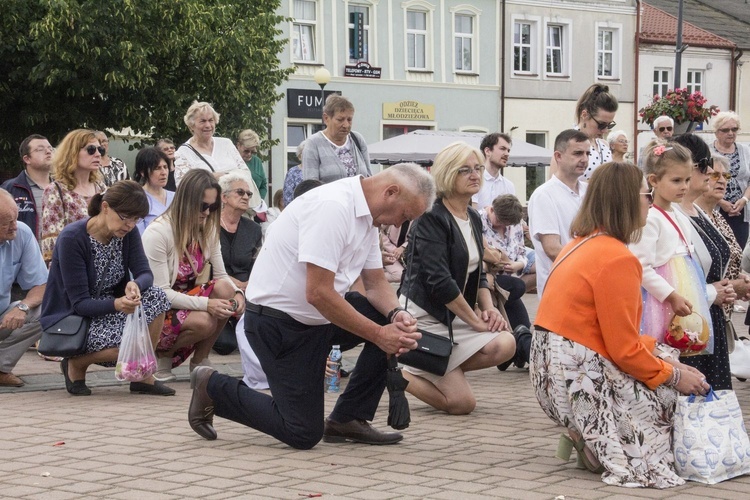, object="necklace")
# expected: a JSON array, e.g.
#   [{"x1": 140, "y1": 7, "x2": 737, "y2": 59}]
[
  {"x1": 220, "y1": 214, "x2": 239, "y2": 232},
  {"x1": 443, "y1": 198, "x2": 469, "y2": 220}
]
